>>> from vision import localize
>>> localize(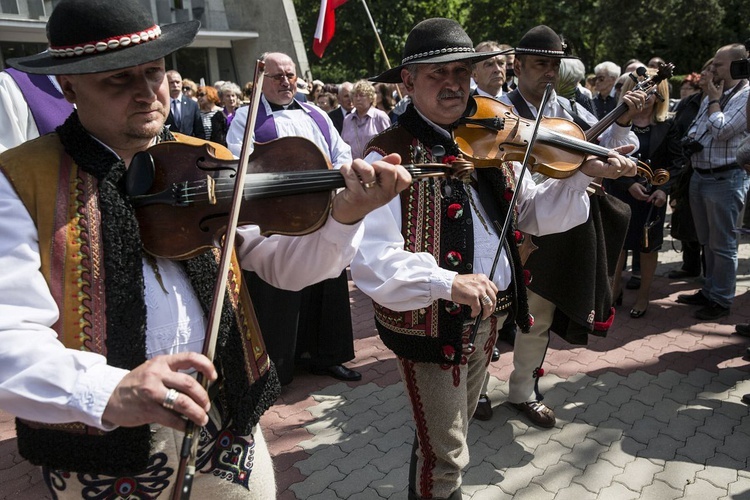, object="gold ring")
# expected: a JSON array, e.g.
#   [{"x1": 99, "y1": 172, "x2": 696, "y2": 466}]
[
  {"x1": 162, "y1": 388, "x2": 180, "y2": 410},
  {"x1": 481, "y1": 294, "x2": 493, "y2": 306},
  {"x1": 363, "y1": 181, "x2": 377, "y2": 189}
]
